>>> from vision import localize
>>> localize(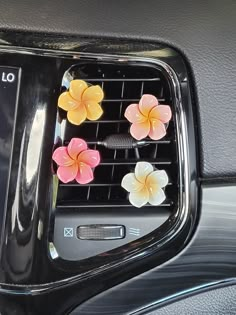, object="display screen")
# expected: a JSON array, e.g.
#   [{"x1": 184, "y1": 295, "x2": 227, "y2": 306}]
[{"x1": 0, "y1": 67, "x2": 20, "y2": 231}]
